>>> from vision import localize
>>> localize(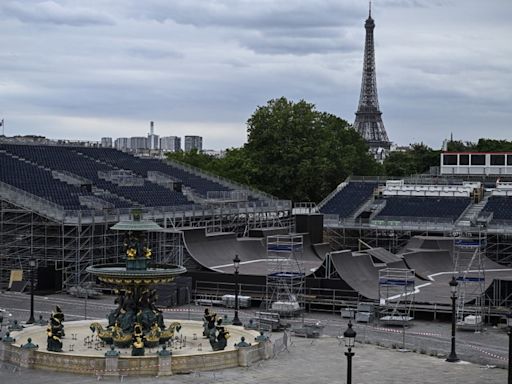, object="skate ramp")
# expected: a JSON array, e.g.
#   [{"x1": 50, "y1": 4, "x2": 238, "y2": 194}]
[
  {"x1": 331, "y1": 250, "x2": 383, "y2": 300},
  {"x1": 312, "y1": 243, "x2": 331, "y2": 261},
  {"x1": 182, "y1": 228, "x2": 325, "y2": 276},
  {"x1": 402, "y1": 250, "x2": 453, "y2": 280},
  {"x1": 364, "y1": 248, "x2": 402, "y2": 264},
  {"x1": 401, "y1": 235, "x2": 454, "y2": 254}
]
